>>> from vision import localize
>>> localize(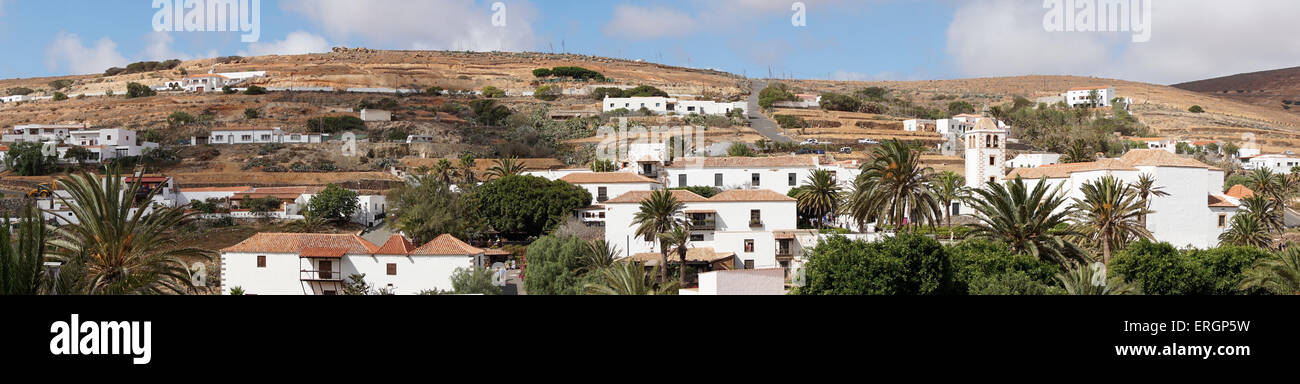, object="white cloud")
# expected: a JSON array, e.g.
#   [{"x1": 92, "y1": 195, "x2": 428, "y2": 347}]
[
  {"x1": 946, "y1": 0, "x2": 1300, "y2": 84},
  {"x1": 44, "y1": 32, "x2": 129, "y2": 75},
  {"x1": 240, "y1": 31, "x2": 332, "y2": 56},
  {"x1": 601, "y1": 5, "x2": 700, "y2": 40},
  {"x1": 142, "y1": 32, "x2": 219, "y2": 61},
  {"x1": 283, "y1": 0, "x2": 537, "y2": 51}
]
